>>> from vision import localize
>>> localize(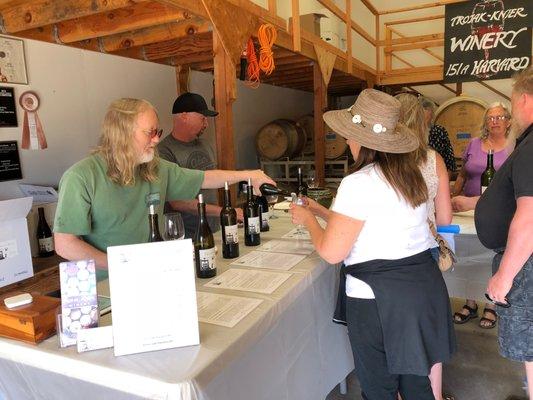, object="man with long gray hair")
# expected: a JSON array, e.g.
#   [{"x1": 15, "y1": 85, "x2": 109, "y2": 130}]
[{"x1": 475, "y1": 66, "x2": 533, "y2": 397}]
